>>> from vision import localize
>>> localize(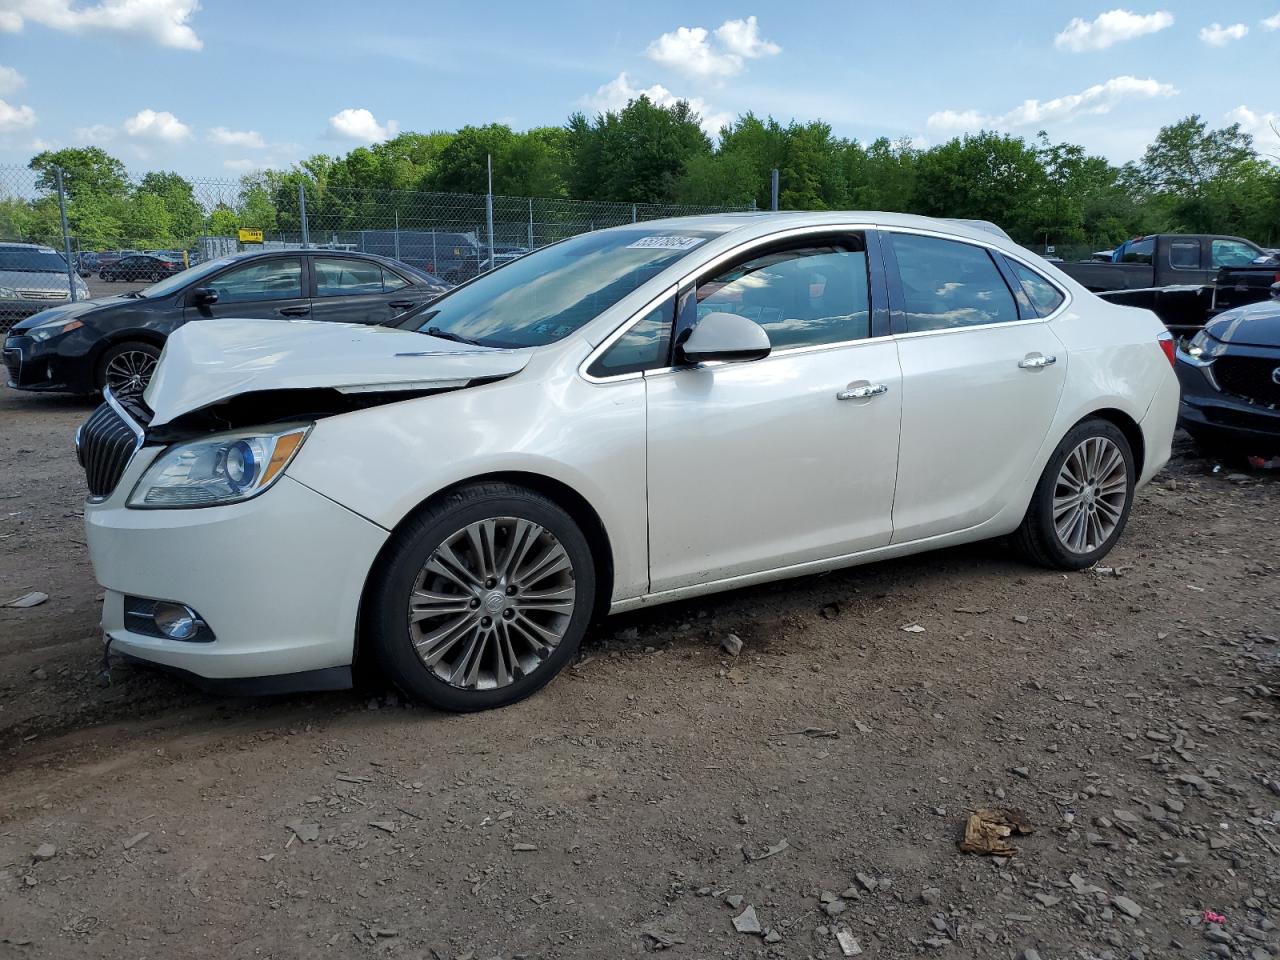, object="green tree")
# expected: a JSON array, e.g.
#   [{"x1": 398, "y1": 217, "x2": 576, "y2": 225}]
[
  {"x1": 29, "y1": 146, "x2": 129, "y2": 199},
  {"x1": 136, "y1": 171, "x2": 204, "y2": 245},
  {"x1": 1138, "y1": 116, "x2": 1256, "y2": 232}
]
